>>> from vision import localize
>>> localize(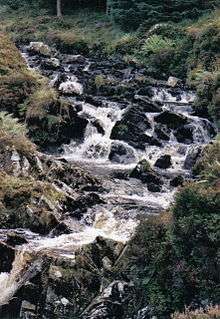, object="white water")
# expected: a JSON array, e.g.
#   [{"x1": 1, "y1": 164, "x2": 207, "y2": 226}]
[{"x1": 0, "y1": 48, "x2": 216, "y2": 309}]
